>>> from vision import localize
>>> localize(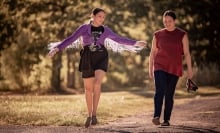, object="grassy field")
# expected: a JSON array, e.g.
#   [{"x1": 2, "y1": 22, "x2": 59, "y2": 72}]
[{"x1": 0, "y1": 87, "x2": 220, "y2": 126}]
